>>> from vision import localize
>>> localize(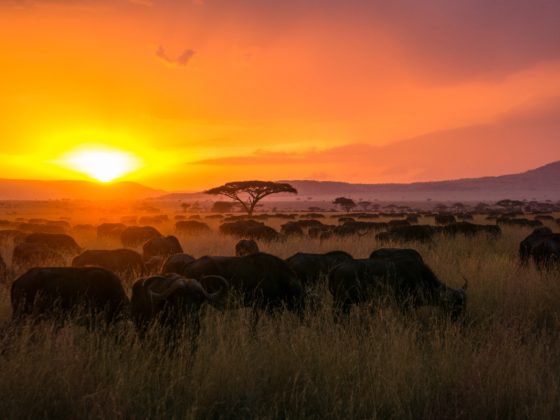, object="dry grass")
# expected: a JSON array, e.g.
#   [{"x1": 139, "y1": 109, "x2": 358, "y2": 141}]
[{"x1": 0, "y1": 215, "x2": 560, "y2": 419}]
